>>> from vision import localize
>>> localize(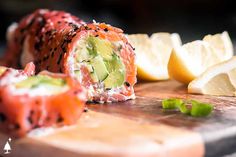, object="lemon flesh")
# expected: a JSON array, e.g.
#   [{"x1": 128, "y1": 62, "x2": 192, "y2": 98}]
[
  {"x1": 128, "y1": 33, "x2": 181, "y2": 81},
  {"x1": 168, "y1": 32, "x2": 233, "y2": 84},
  {"x1": 188, "y1": 57, "x2": 236, "y2": 96}
]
